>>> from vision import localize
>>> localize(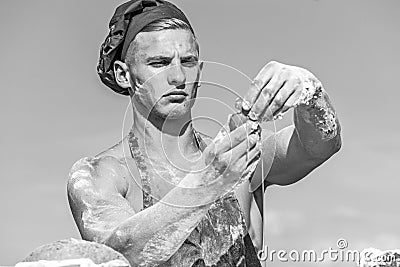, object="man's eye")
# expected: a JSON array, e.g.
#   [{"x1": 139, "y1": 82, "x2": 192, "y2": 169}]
[
  {"x1": 182, "y1": 59, "x2": 198, "y2": 67},
  {"x1": 149, "y1": 61, "x2": 169, "y2": 67}
]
